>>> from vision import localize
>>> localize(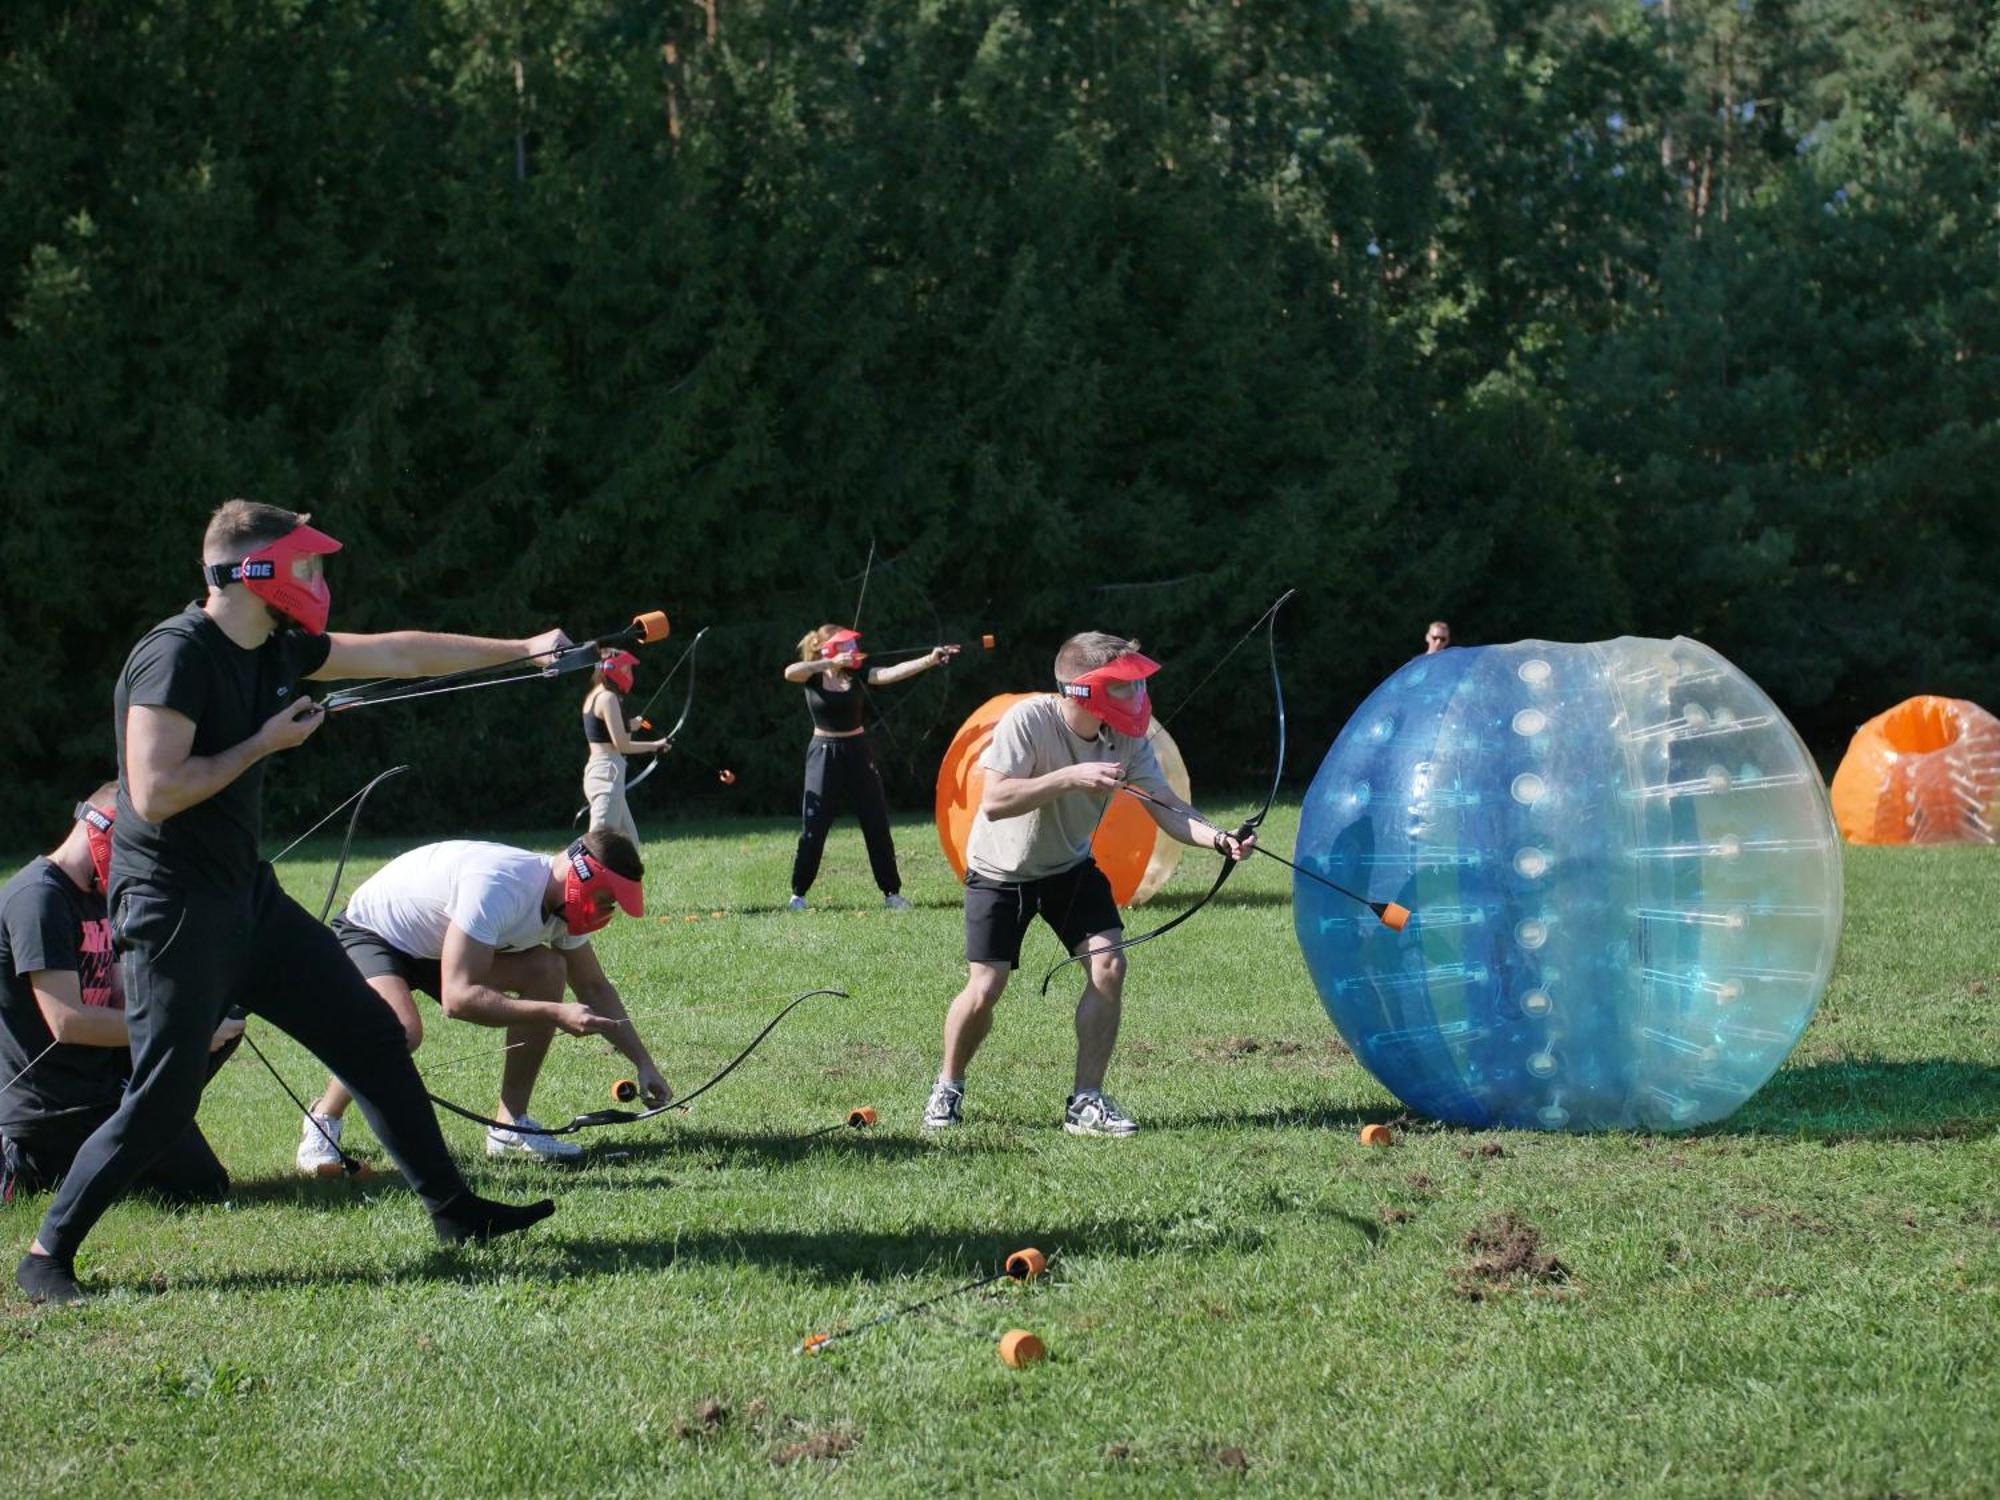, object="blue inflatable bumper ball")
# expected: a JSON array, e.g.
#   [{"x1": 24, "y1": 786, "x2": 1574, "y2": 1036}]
[{"x1": 1293, "y1": 638, "x2": 1842, "y2": 1131}]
